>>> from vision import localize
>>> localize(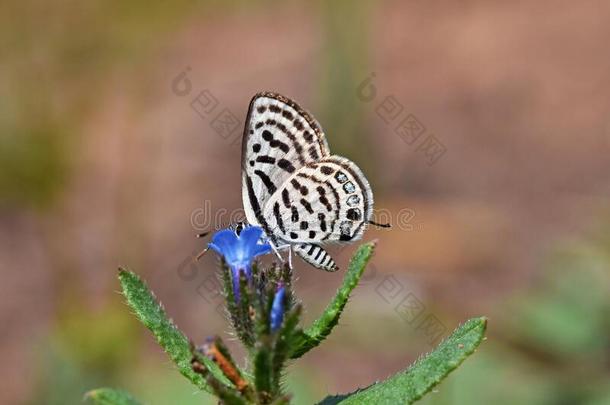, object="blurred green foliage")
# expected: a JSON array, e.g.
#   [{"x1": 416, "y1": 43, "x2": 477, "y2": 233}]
[
  {"x1": 317, "y1": 0, "x2": 375, "y2": 178},
  {"x1": 85, "y1": 388, "x2": 142, "y2": 405},
  {"x1": 336, "y1": 317, "x2": 487, "y2": 404},
  {"x1": 0, "y1": 0, "x2": 251, "y2": 209},
  {"x1": 0, "y1": 122, "x2": 68, "y2": 208},
  {"x1": 418, "y1": 226, "x2": 610, "y2": 405},
  {"x1": 30, "y1": 304, "x2": 139, "y2": 405}
]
